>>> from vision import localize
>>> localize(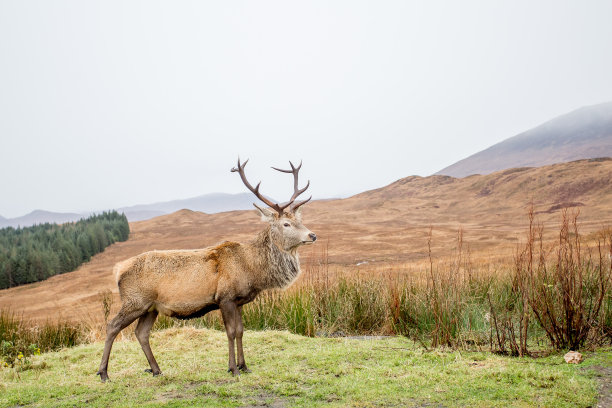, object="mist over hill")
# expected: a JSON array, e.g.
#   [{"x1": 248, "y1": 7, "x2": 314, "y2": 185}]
[{"x1": 437, "y1": 101, "x2": 612, "y2": 178}]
